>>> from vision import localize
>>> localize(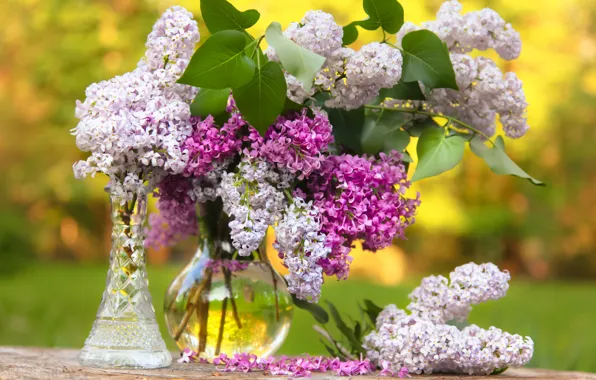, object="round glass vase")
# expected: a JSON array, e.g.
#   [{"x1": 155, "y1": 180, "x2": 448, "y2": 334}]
[
  {"x1": 79, "y1": 188, "x2": 171, "y2": 369},
  {"x1": 164, "y1": 201, "x2": 293, "y2": 359}
]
